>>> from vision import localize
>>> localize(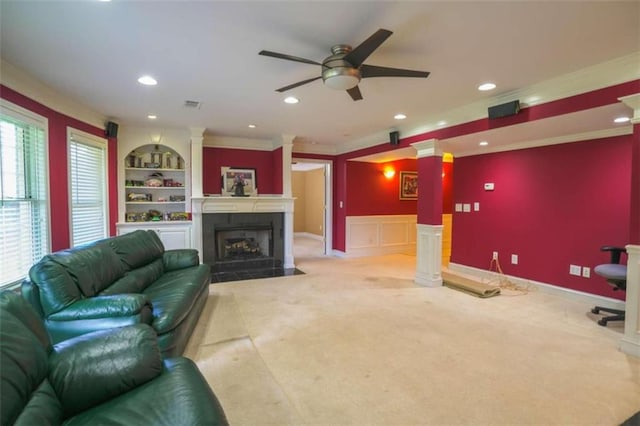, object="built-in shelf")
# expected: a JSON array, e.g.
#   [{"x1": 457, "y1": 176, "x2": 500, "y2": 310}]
[
  {"x1": 125, "y1": 201, "x2": 185, "y2": 205},
  {"x1": 125, "y1": 186, "x2": 184, "y2": 190}
]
